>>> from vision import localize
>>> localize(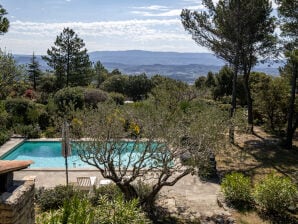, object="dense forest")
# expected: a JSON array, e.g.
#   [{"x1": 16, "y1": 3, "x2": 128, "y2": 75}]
[{"x1": 0, "y1": 0, "x2": 297, "y2": 223}]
